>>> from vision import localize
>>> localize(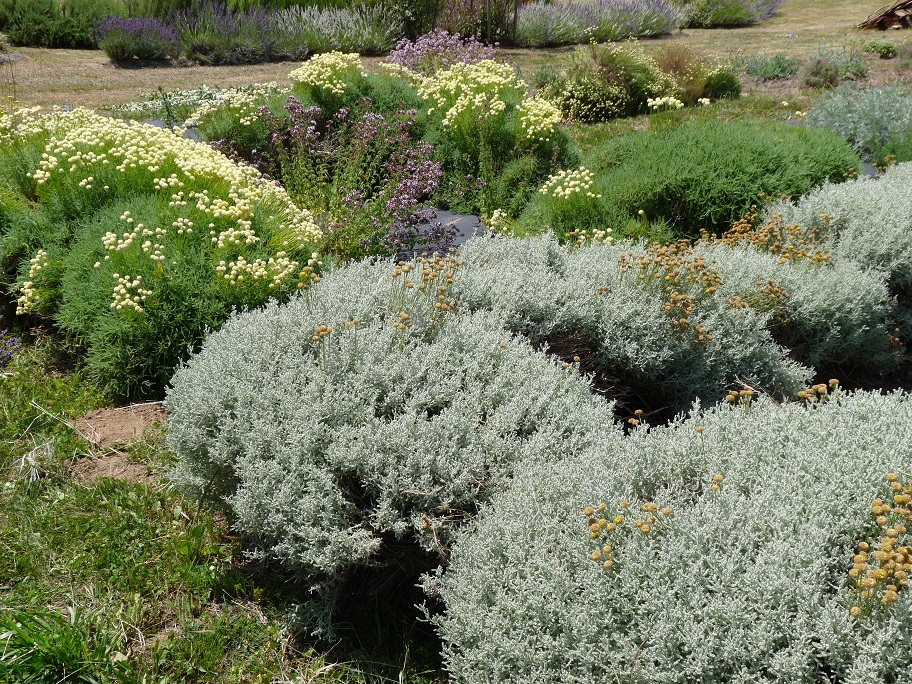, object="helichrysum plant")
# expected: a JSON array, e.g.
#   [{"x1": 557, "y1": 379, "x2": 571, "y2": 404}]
[{"x1": 433, "y1": 390, "x2": 912, "y2": 683}]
